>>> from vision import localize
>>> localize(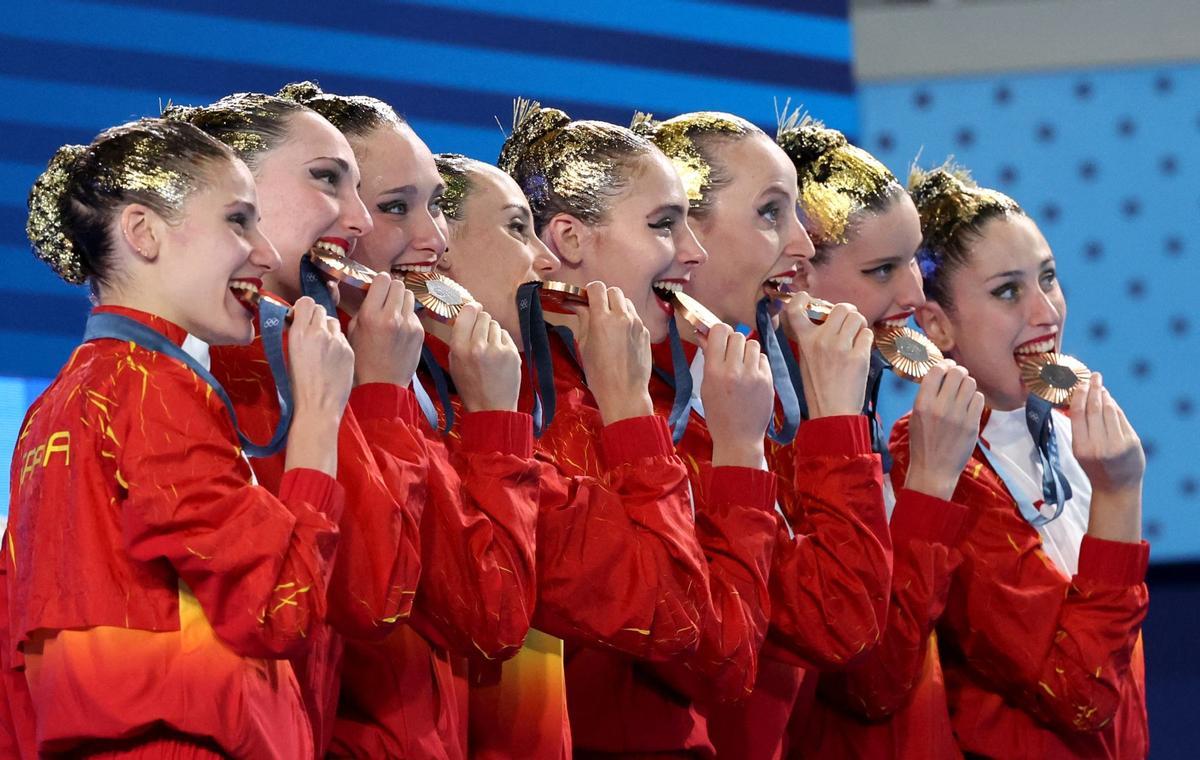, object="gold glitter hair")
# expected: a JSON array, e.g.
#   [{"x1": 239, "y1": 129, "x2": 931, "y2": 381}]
[
  {"x1": 163, "y1": 91, "x2": 310, "y2": 169},
  {"x1": 433, "y1": 153, "x2": 480, "y2": 222},
  {"x1": 276, "y1": 80, "x2": 404, "y2": 138},
  {"x1": 497, "y1": 98, "x2": 654, "y2": 232},
  {"x1": 909, "y1": 162, "x2": 1024, "y2": 307},
  {"x1": 776, "y1": 110, "x2": 903, "y2": 250},
  {"x1": 27, "y1": 118, "x2": 234, "y2": 285},
  {"x1": 632, "y1": 110, "x2": 759, "y2": 216}
]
